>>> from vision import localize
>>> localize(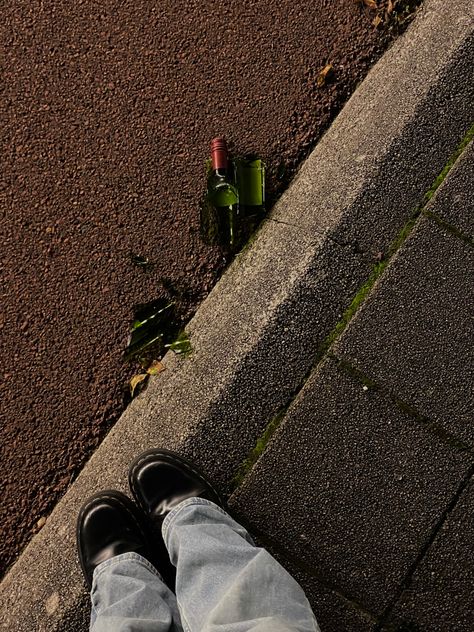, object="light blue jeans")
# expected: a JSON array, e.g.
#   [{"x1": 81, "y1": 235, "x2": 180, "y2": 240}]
[{"x1": 90, "y1": 498, "x2": 320, "y2": 632}]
